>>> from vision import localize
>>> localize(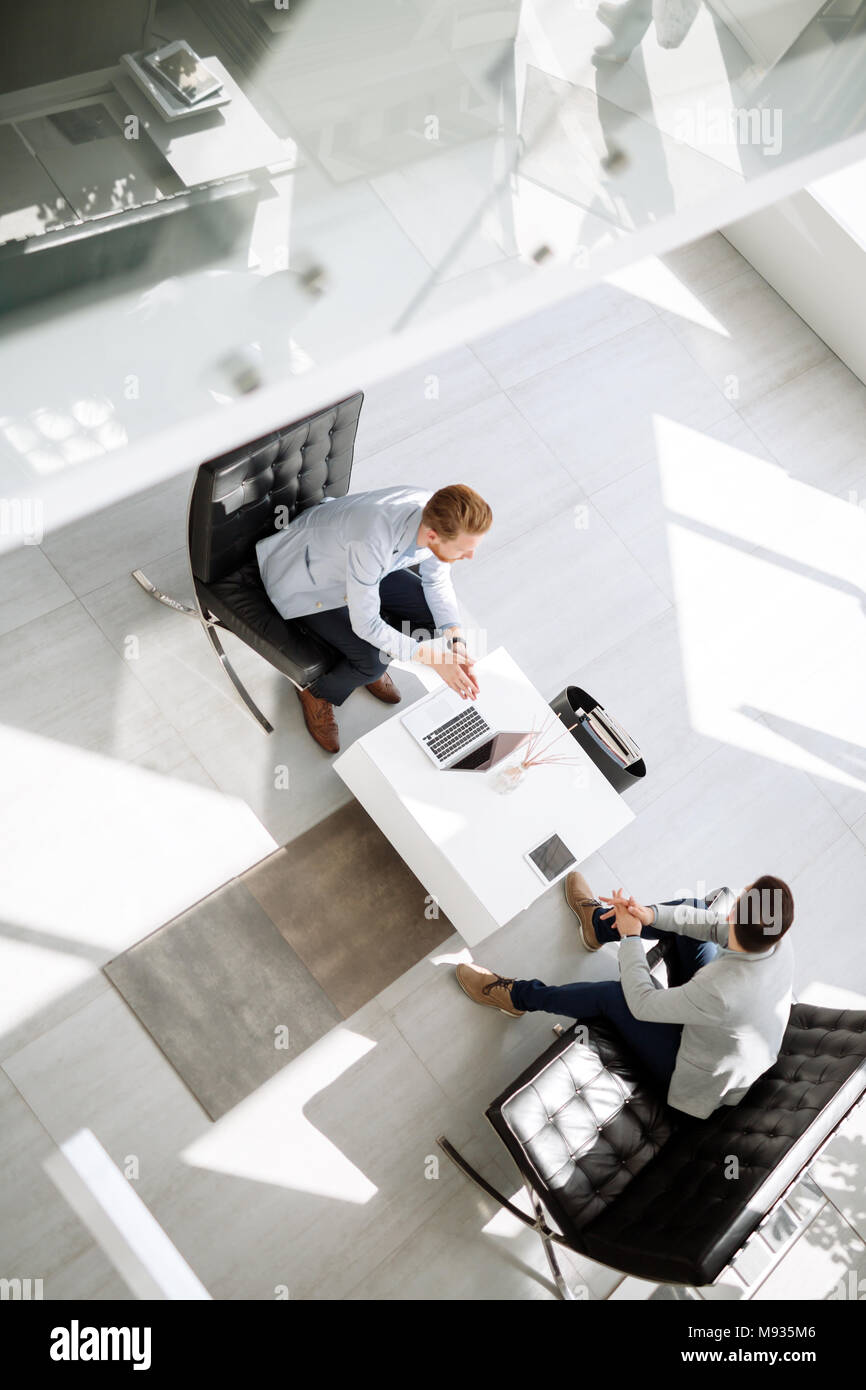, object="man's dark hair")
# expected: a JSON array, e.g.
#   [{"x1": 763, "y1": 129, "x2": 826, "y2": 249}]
[{"x1": 732, "y1": 875, "x2": 794, "y2": 952}]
